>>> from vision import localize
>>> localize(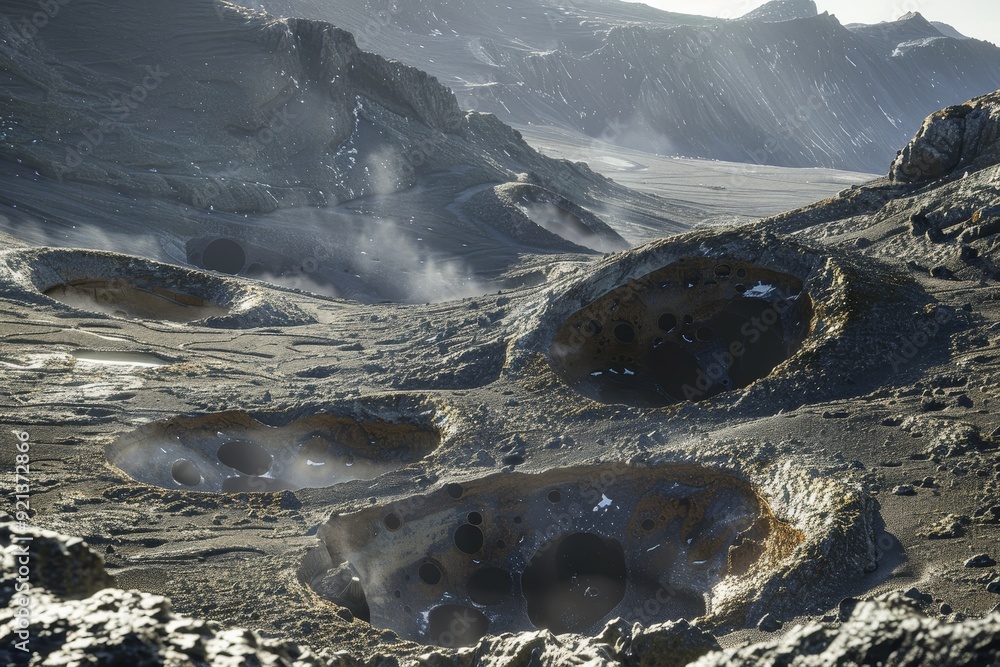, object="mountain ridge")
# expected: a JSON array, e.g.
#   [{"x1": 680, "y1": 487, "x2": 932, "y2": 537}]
[
  {"x1": 240, "y1": 0, "x2": 1000, "y2": 172},
  {"x1": 740, "y1": 0, "x2": 819, "y2": 23},
  {"x1": 0, "y1": 0, "x2": 686, "y2": 302}
]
